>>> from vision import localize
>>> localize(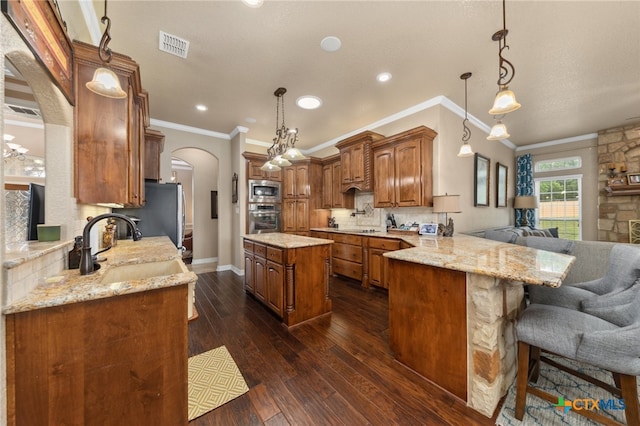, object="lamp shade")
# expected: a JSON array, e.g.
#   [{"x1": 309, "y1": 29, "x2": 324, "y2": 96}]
[
  {"x1": 260, "y1": 160, "x2": 281, "y2": 172},
  {"x1": 86, "y1": 67, "x2": 127, "y2": 99},
  {"x1": 514, "y1": 195, "x2": 538, "y2": 209},
  {"x1": 457, "y1": 143, "x2": 474, "y2": 157},
  {"x1": 271, "y1": 155, "x2": 292, "y2": 167},
  {"x1": 488, "y1": 87, "x2": 521, "y2": 115},
  {"x1": 433, "y1": 194, "x2": 462, "y2": 213},
  {"x1": 487, "y1": 121, "x2": 510, "y2": 140}
]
